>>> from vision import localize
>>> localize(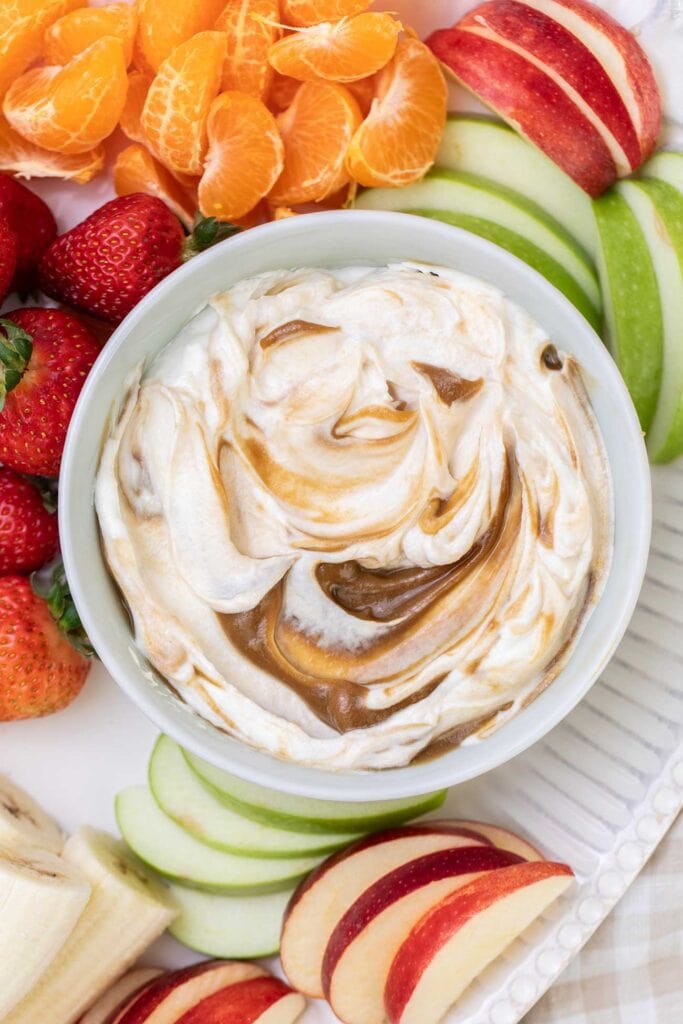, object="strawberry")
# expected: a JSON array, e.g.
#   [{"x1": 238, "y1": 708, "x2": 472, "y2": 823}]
[
  {"x1": 0, "y1": 466, "x2": 58, "y2": 575},
  {"x1": 0, "y1": 569, "x2": 92, "y2": 721},
  {"x1": 0, "y1": 214, "x2": 18, "y2": 304},
  {"x1": 38, "y1": 193, "x2": 239, "y2": 324},
  {"x1": 0, "y1": 307, "x2": 100, "y2": 476},
  {"x1": 0, "y1": 175, "x2": 56, "y2": 294}
]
